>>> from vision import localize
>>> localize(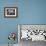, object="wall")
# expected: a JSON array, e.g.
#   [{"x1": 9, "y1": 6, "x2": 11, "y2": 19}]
[{"x1": 0, "y1": 0, "x2": 46, "y2": 44}]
